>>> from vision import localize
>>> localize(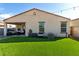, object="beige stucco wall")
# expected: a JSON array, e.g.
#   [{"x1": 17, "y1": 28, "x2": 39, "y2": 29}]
[
  {"x1": 70, "y1": 19, "x2": 79, "y2": 37},
  {"x1": 4, "y1": 9, "x2": 70, "y2": 37},
  {"x1": 70, "y1": 19, "x2": 79, "y2": 27}
]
